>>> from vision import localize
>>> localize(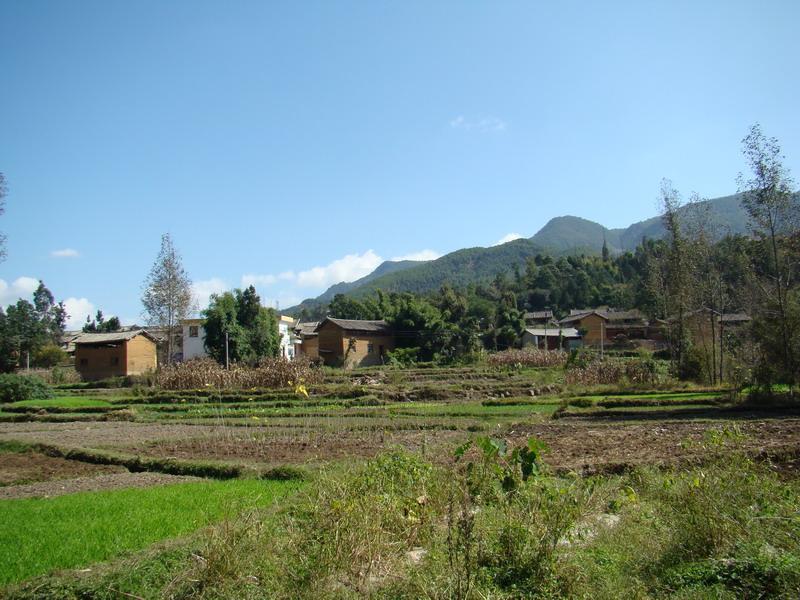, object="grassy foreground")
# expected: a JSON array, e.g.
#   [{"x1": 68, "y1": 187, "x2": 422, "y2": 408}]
[
  {"x1": 8, "y1": 433, "x2": 800, "y2": 599},
  {"x1": 0, "y1": 479, "x2": 300, "y2": 586}
]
